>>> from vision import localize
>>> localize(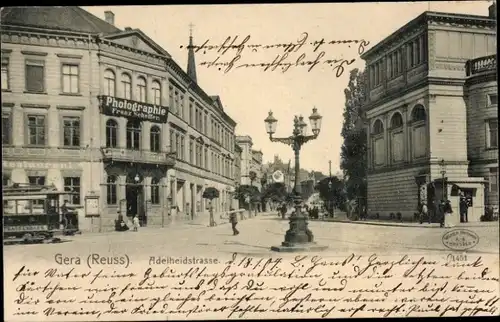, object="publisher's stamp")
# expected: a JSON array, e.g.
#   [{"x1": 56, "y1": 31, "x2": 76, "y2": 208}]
[{"x1": 442, "y1": 229, "x2": 480, "y2": 251}]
